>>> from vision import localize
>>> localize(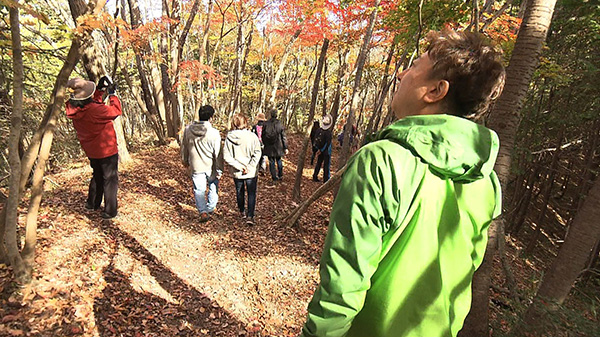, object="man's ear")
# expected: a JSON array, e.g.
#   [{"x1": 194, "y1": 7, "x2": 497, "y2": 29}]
[{"x1": 424, "y1": 80, "x2": 449, "y2": 104}]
